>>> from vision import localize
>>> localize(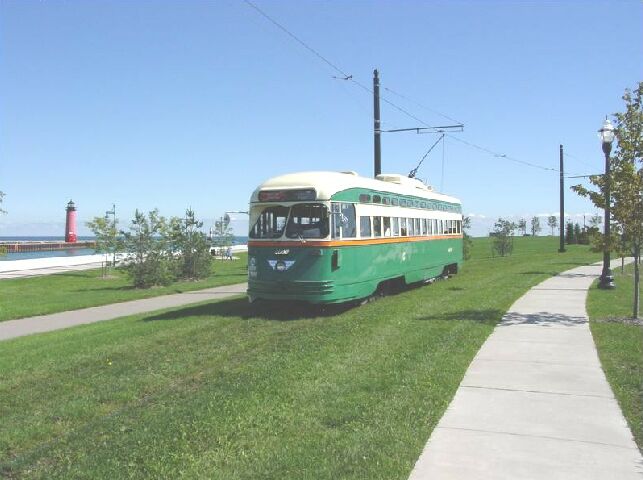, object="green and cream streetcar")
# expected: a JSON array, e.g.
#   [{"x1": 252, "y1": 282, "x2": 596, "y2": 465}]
[{"x1": 247, "y1": 171, "x2": 463, "y2": 304}]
